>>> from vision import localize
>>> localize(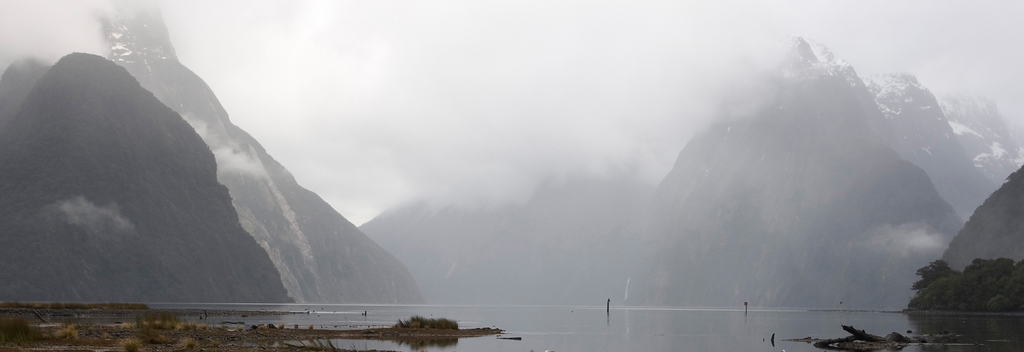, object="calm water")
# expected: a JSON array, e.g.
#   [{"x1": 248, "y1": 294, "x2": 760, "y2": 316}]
[{"x1": 144, "y1": 303, "x2": 1024, "y2": 352}]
